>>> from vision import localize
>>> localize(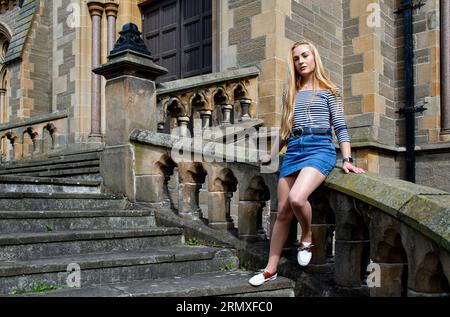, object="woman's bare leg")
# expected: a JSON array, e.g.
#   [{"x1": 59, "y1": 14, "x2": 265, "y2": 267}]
[
  {"x1": 265, "y1": 175, "x2": 297, "y2": 274},
  {"x1": 288, "y1": 167, "x2": 326, "y2": 244}
]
